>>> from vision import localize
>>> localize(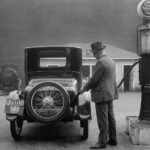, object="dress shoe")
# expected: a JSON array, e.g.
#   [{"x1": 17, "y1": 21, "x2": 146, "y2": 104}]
[
  {"x1": 108, "y1": 139, "x2": 117, "y2": 146},
  {"x1": 90, "y1": 142, "x2": 106, "y2": 149}
]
